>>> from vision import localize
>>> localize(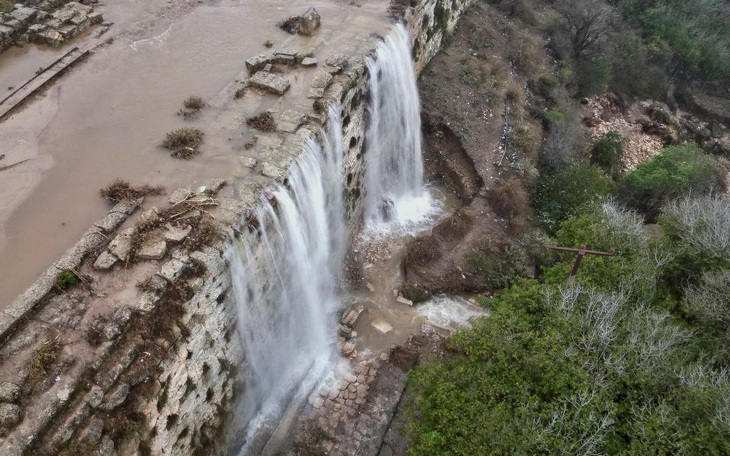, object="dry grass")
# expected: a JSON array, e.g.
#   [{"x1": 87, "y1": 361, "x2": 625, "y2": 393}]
[
  {"x1": 246, "y1": 112, "x2": 277, "y2": 132},
  {"x1": 488, "y1": 177, "x2": 530, "y2": 225},
  {"x1": 433, "y1": 210, "x2": 474, "y2": 242},
  {"x1": 404, "y1": 237, "x2": 439, "y2": 267},
  {"x1": 183, "y1": 95, "x2": 204, "y2": 111},
  {"x1": 510, "y1": 122, "x2": 541, "y2": 159},
  {"x1": 27, "y1": 332, "x2": 63, "y2": 387},
  {"x1": 462, "y1": 57, "x2": 505, "y2": 101},
  {"x1": 161, "y1": 128, "x2": 204, "y2": 159},
  {"x1": 278, "y1": 17, "x2": 300, "y2": 34},
  {"x1": 100, "y1": 179, "x2": 164, "y2": 204},
  {"x1": 0, "y1": 0, "x2": 13, "y2": 13}
]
